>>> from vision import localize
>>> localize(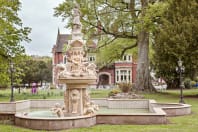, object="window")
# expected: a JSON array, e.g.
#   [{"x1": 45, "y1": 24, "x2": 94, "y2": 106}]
[
  {"x1": 123, "y1": 55, "x2": 127, "y2": 61},
  {"x1": 122, "y1": 55, "x2": 132, "y2": 62},
  {"x1": 116, "y1": 69, "x2": 132, "y2": 83},
  {"x1": 63, "y1": 56, "x2": 67, "y2": 64},
  {"x1": 128, "y1": 56, "x2": 131, "y2": 61},
  {"x1": 116, "y1": 71, "x2": 119, "y2": 82},
  {"x1": 89, "y1": 56, "x2": 96, "y2": 62}
]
